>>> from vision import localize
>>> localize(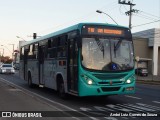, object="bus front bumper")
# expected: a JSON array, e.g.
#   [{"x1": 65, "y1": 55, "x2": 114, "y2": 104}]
[{"x1": 78, "y1": 80, "x2": 135, "y2": 97}]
